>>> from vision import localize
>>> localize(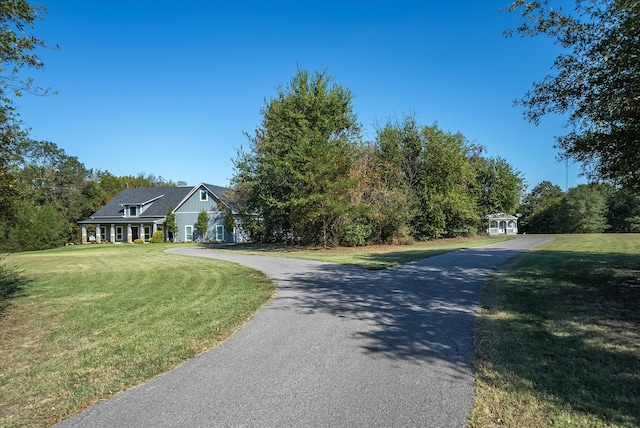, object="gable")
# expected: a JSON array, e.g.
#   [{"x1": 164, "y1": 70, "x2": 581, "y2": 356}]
[{"x1": 175, "y1": 184, "x2": 224, "y2": 214}]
